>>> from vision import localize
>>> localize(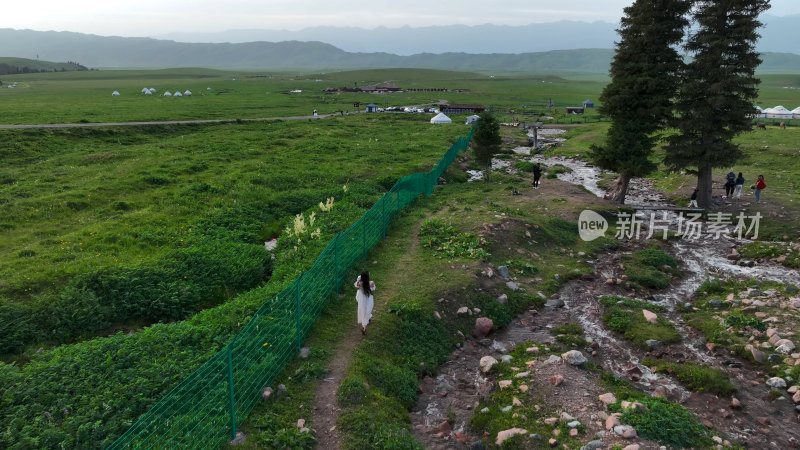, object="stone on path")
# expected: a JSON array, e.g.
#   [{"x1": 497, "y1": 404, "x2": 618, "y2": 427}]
[
  {"x1": 472, "y1": 317, "x2": 493, "y2": 338},
  {"x1": 613, "y1": 425, "x2": 637, "y2": 439},
  {"x1": 766, "y1": 377, "x2": 787, "y2": 389},
  {"x1": 498, "y1": 380, "x2": 512, "y2": 389},
  {"x1": 496, "y1": 428, "x2": 527, "y2": 446},
  {"x1": 457, "y1": 306, "x2": 470, "y2": 315},
  {"x1": 561, "y1": 350, "x2": 587, "y2": 366},
  {"x1": 549, "y1": 374, "x2": 565, "y2": 386},
  {"x1": 598, "y1": 393, "x2": 617, "y2": 405},
  {"x1": 605, "y1": 414, "x2": 620, "y2": 430},
  {"x1": 750, "y1": 347, "x2": 768, "y2": 364},
  {"x1": 480, "y1": 355, "x2": 498, "y2": 374}
]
